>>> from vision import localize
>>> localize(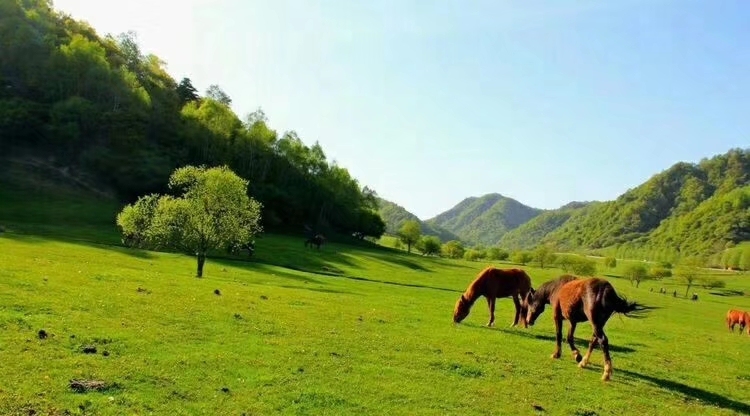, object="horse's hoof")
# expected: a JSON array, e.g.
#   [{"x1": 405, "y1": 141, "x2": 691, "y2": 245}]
[
  {"x1": 573, "y1": 352, "x2": 583, "y2": 363},
  {"x1": 550, "y1": 353, "x2": 560, "y2": 359},
  {"x1": 601, "y1": 373, "x2": 611, "y2": 382},
  {"x1": 578, "y1": 359, "x2": 589, "y2": 368}
]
